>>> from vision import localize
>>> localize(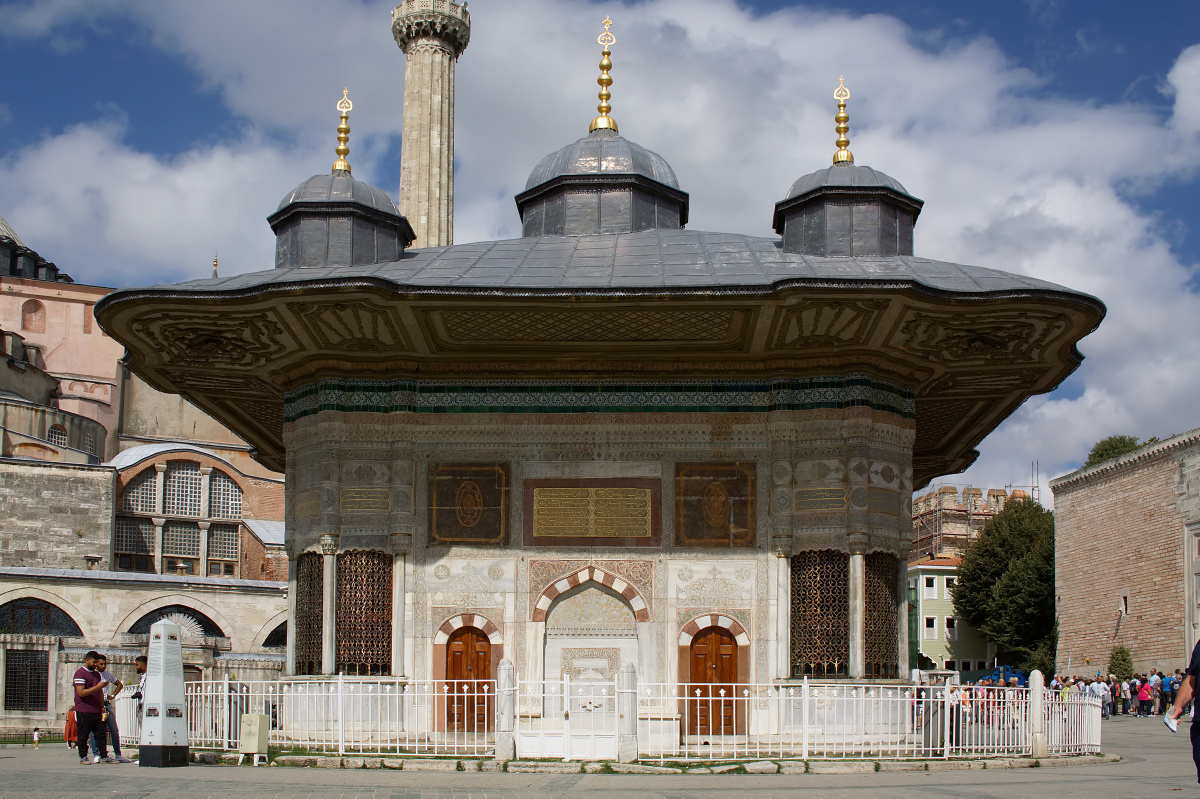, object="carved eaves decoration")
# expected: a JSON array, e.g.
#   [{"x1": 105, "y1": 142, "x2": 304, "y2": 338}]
[{"x1": 96, "y1": 281, "x2": 1102, "y2": 486}]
